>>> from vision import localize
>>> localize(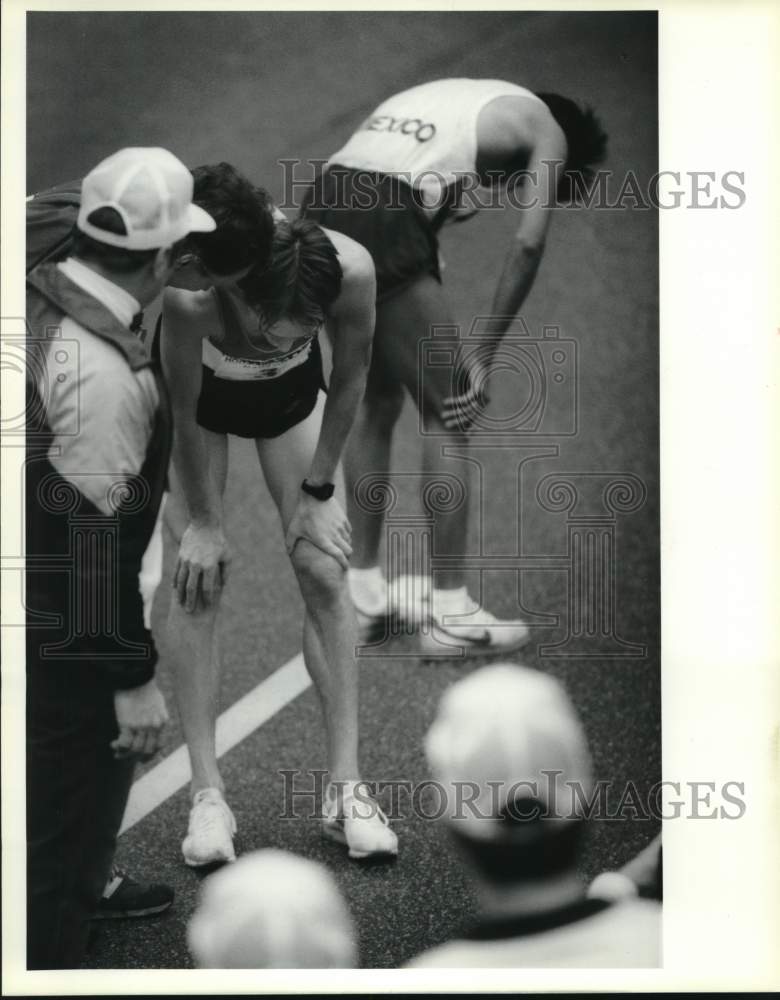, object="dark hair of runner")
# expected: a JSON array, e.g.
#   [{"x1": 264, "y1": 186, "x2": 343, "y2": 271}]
[
  {"x1": 534, "y1": 93, "x2": 608, "y2": 204},
  {"x1": 240, "y1": 218, "x2": 343, "y2": 328},
  {"x1": 187, "y1": 162, "x2": 275, "y2": 276},
  {"x1": 71, "y1": 207, "x2": 184, "y2": 273}
]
